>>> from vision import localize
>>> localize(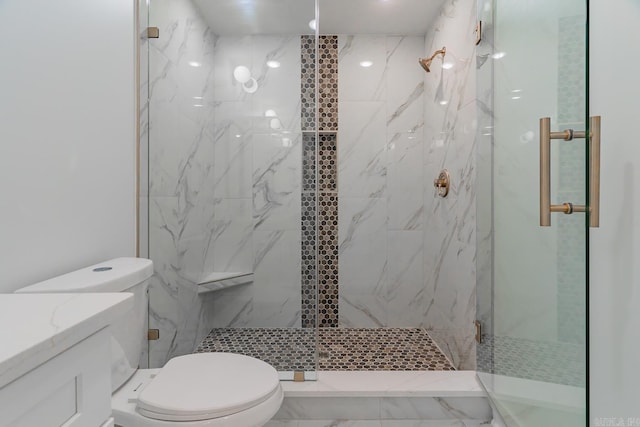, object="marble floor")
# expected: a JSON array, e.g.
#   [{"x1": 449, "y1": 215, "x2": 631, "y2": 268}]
[{"x1": 195, "y1": 327, "x2": 455, "y2": 372}]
